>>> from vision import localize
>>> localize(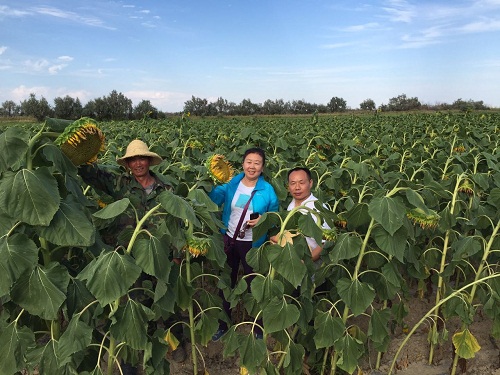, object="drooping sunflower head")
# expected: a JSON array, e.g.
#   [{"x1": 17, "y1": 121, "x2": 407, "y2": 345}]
[
  {"x1": 183, "y1": 236, "x2": 211, "y2": 258},
  {"x1": 55, "y1": 117, "x2": 105, "y2": 165},
  {"x1": 458, "y1": 179, "x2": 474, "y2": 196},
  {"x1": 322, "y1": 228, "x2": 337, "y2": 242},
  {"x1": 206, "y1": 154, "x2": 234, "y2": 184},
  {"x1": 406, "y1": 207, "x2": 440, "y2": 230},
  {"x1": 187, "y1": 140, "x2": 203, "y2": 150},
  {"x1": 334, "y1": 213, "x2": 347, "y2": 229}
]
